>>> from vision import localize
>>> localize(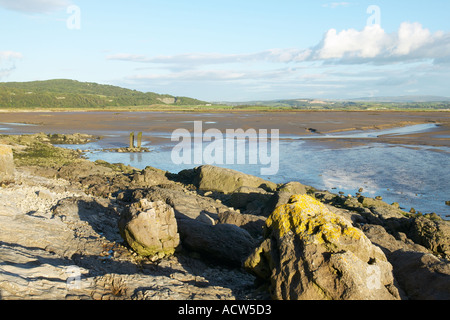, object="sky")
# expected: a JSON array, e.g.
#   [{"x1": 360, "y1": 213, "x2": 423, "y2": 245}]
[{"x1": 1, "y1": 0, "x2": 450, "y2": 101}]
